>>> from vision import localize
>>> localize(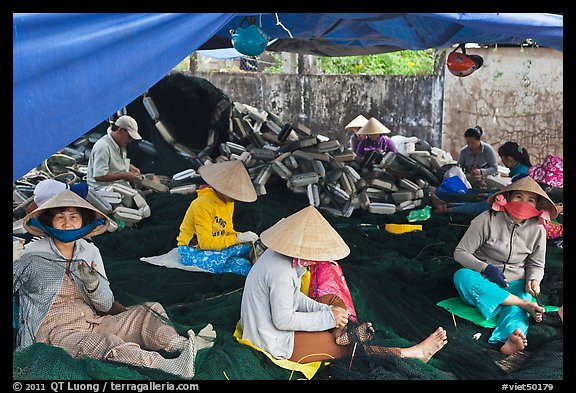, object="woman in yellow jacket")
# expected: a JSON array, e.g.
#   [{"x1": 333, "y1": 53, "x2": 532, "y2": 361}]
[{"x1": 177, "y1": 160, "x2": 258, "y2": 276}]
